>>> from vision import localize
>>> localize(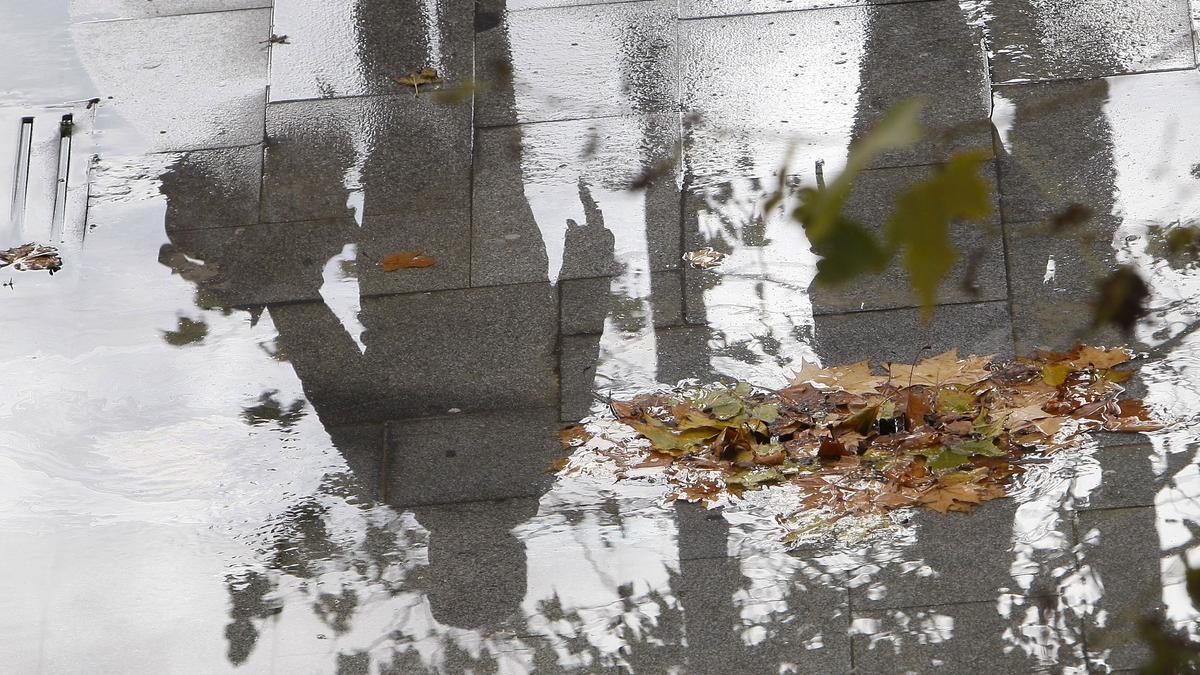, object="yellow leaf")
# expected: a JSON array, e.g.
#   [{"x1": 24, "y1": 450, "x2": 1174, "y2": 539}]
[{"x1": 1042, "y1": 362, "x2": 1070, "y2": 386}]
